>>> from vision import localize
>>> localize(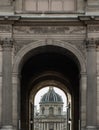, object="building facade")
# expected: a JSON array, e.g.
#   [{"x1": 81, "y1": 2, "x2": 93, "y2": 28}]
[
  {"x1": 34, "y1": 87, "x2": 67, "y2": 130},
  {"x1": 0, "y1": 0, "x2": 99, "y2": 130}
]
